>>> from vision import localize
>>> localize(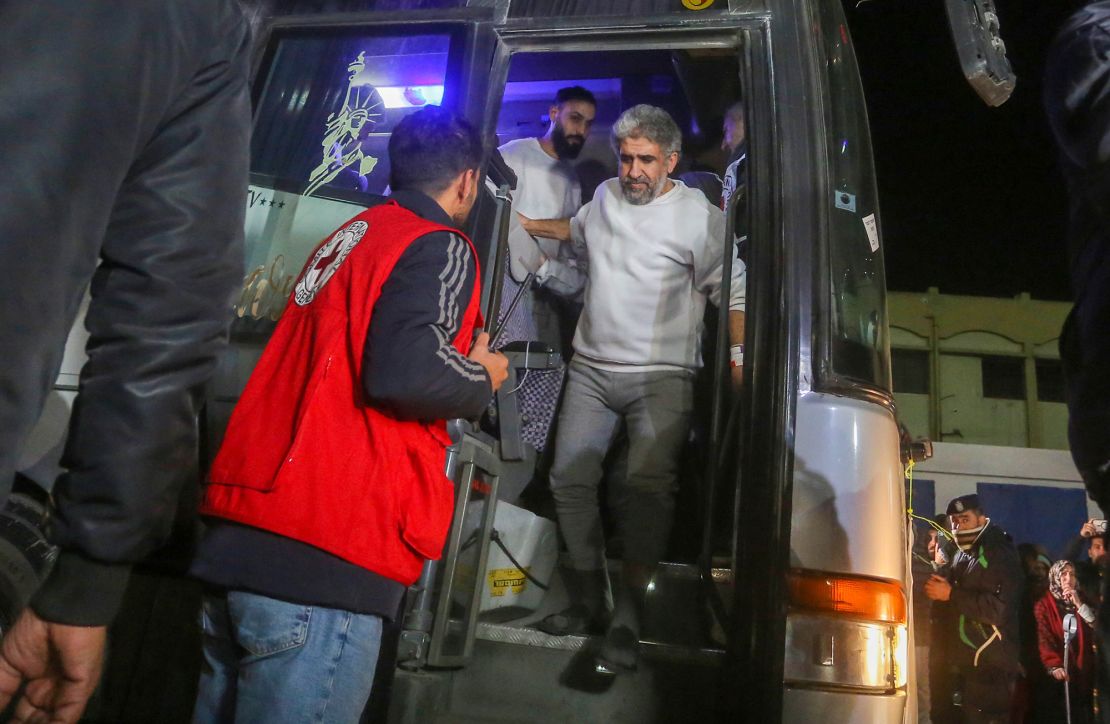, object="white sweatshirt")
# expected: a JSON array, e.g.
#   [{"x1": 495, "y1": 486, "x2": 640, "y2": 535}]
[
  {"x1": 570, "y1": 178, "x2": 746, "y2": 372},
  {"x1": 498, "y1": 137, "x2": 586, "y2": 296}
]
